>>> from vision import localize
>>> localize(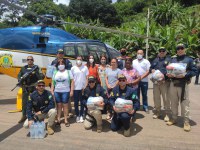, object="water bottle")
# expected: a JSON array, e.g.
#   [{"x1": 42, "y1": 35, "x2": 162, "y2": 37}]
[
  {"x1": 38, "y1": 121, "x2": 45, "y2": 138},
  {"x1": 34, "y1": 122, "x2": 39, "y2": 138},
  {"x1": 30, "y1": 123, "x2": 35, "y2": 139},
  {"x1": 46, "y1": 65, "x2": 55, "y2": 78}
]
